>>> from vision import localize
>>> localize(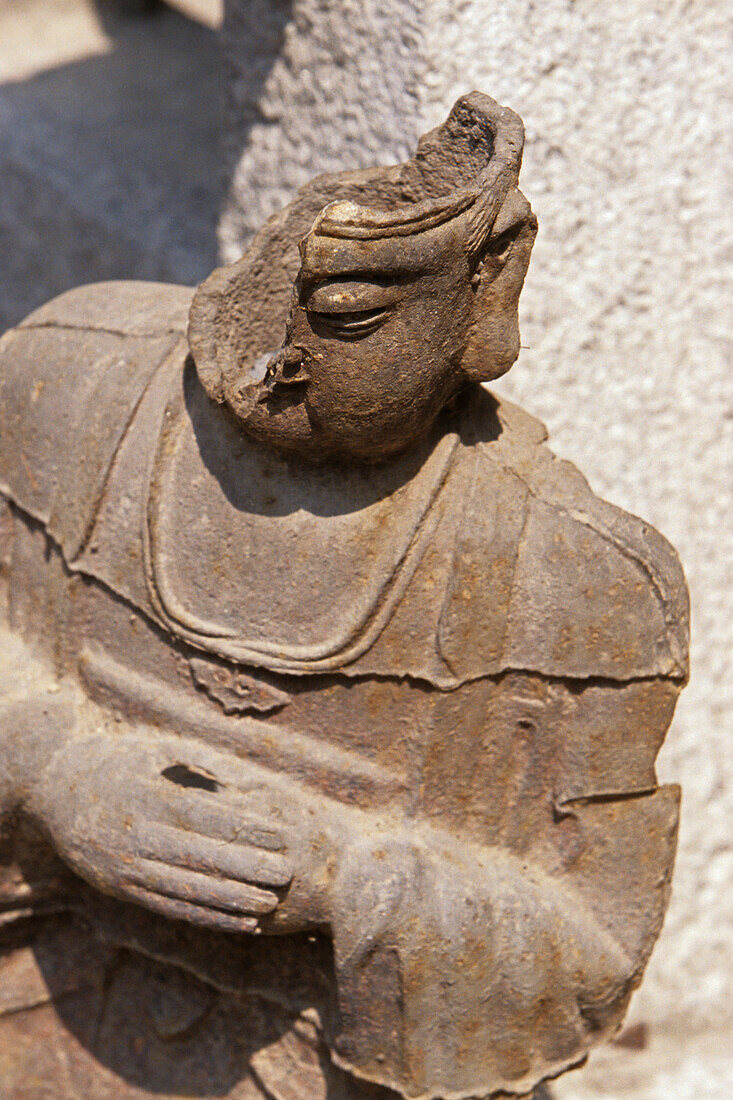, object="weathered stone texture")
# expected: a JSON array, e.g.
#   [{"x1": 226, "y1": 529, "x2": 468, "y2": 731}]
[
  {"x1": 0, "y1": 92, "x2": 690, "y2": 1098},
  {"x1": 221, "y1": 0, "x2": 732, "y2": 1093}
]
